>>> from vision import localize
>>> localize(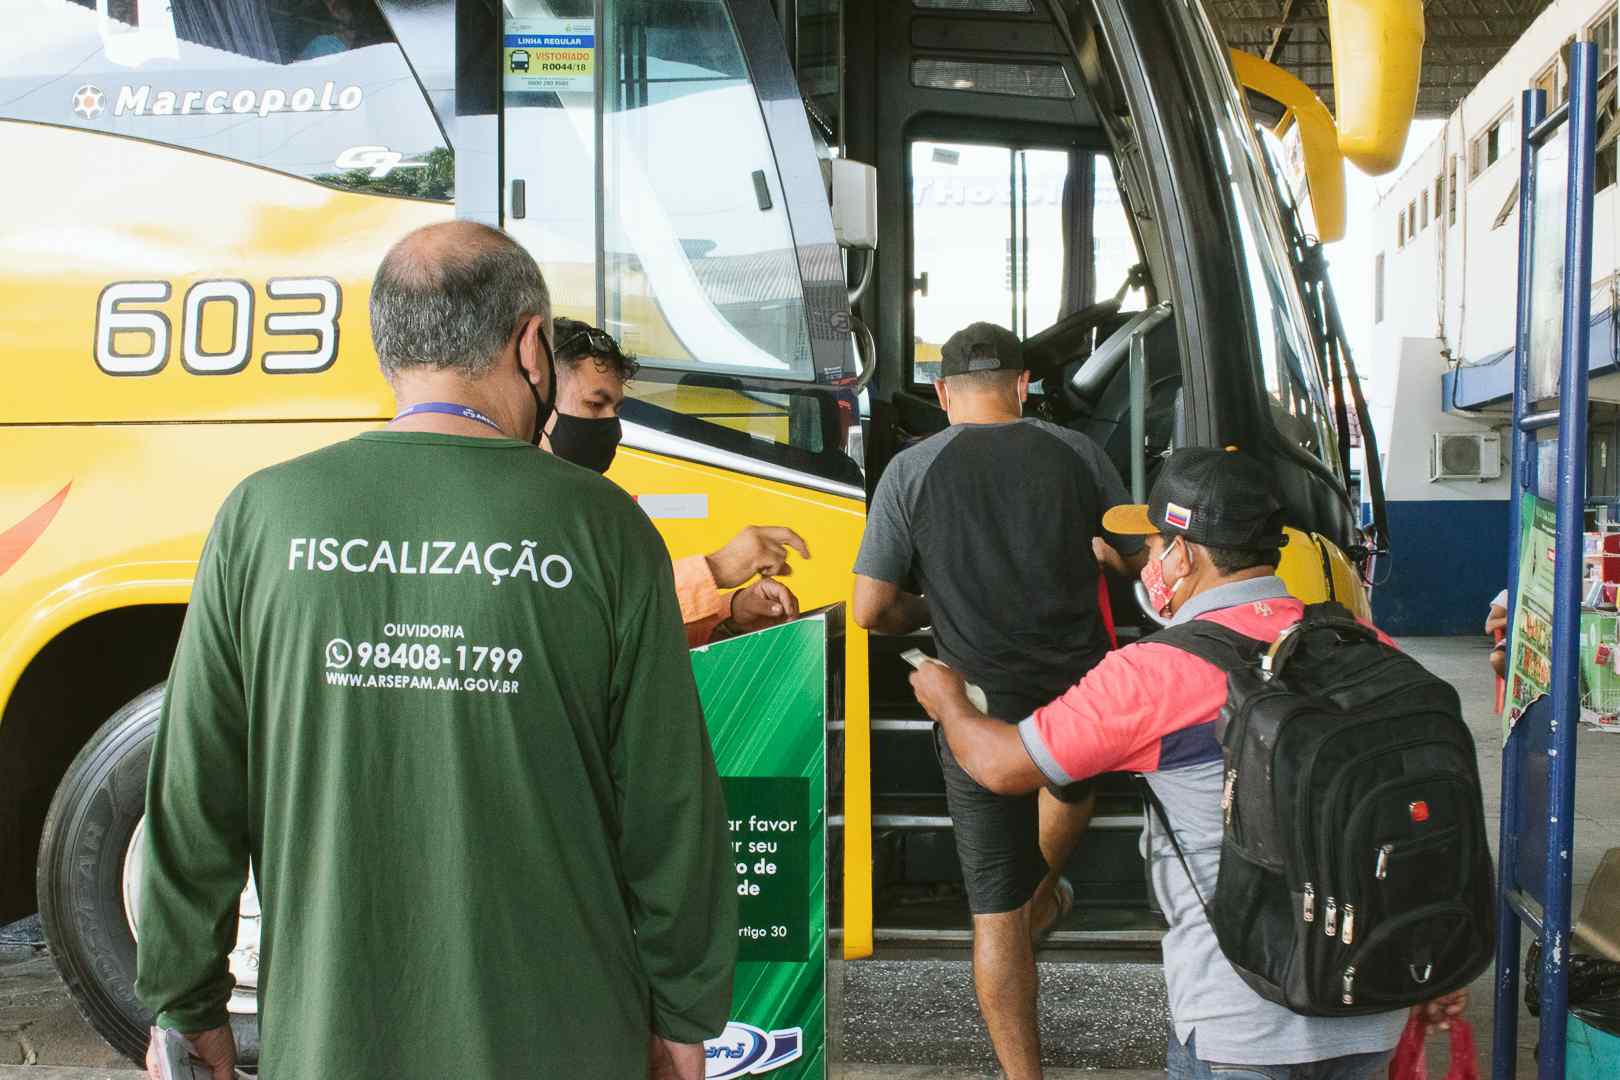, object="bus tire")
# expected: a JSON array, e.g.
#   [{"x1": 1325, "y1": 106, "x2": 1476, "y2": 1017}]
[{"x1": 35, "y1": 685, "x2": 259, "y2": 1065}]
